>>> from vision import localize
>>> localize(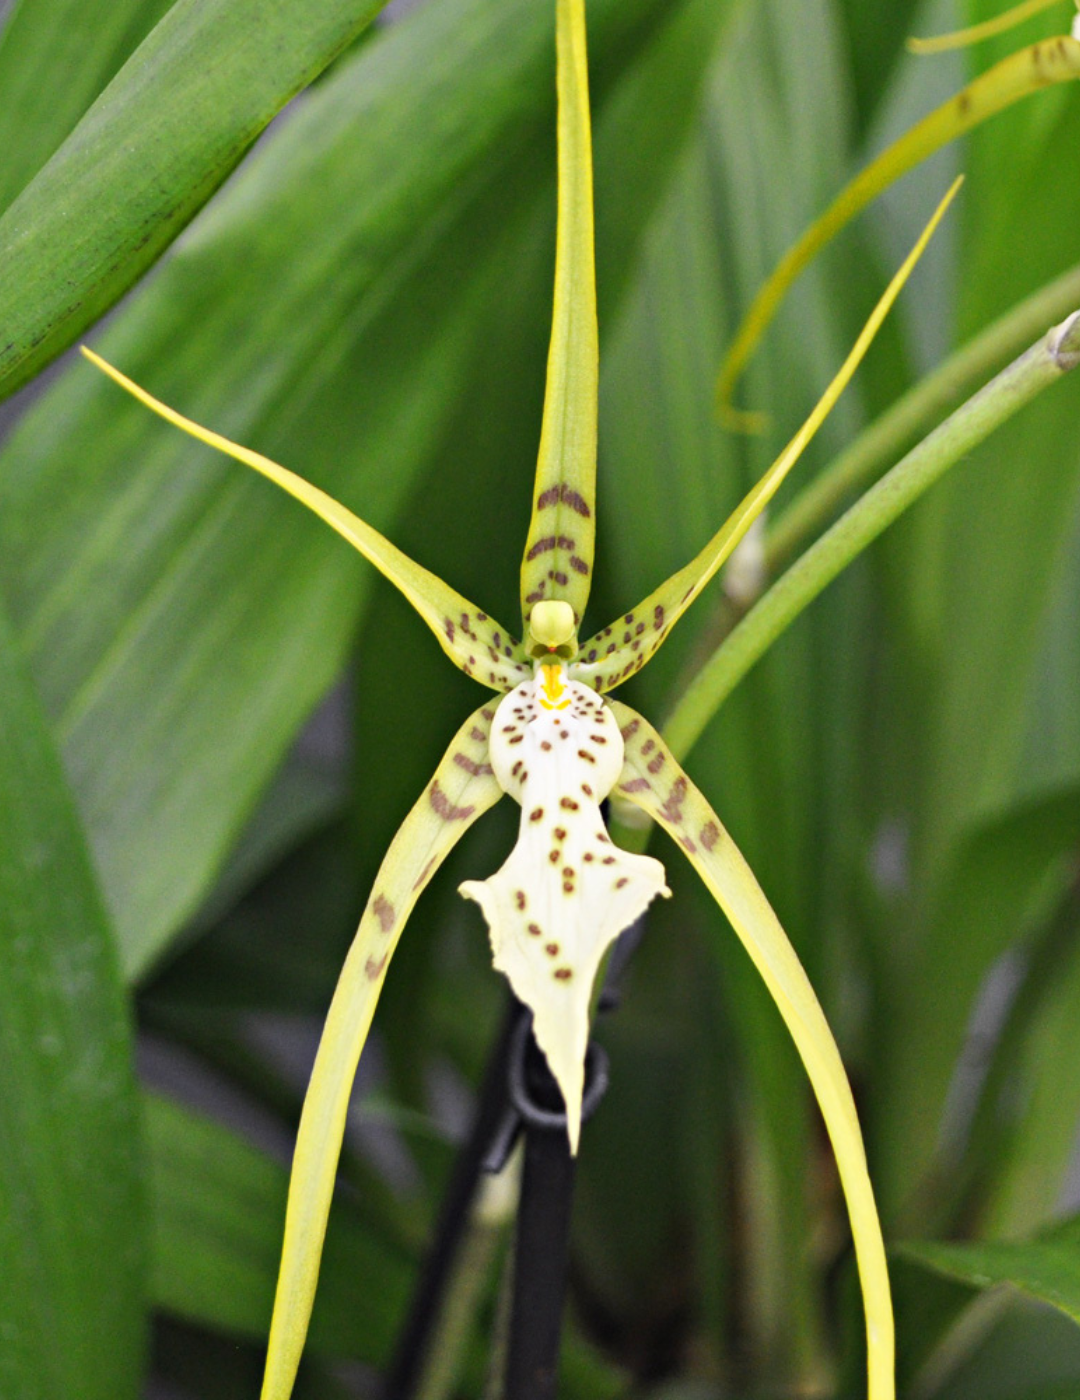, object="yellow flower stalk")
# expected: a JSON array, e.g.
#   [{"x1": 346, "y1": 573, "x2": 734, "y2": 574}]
[{"x1": 81, "y1": 0, "x2": 961, "y2": 1394}]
